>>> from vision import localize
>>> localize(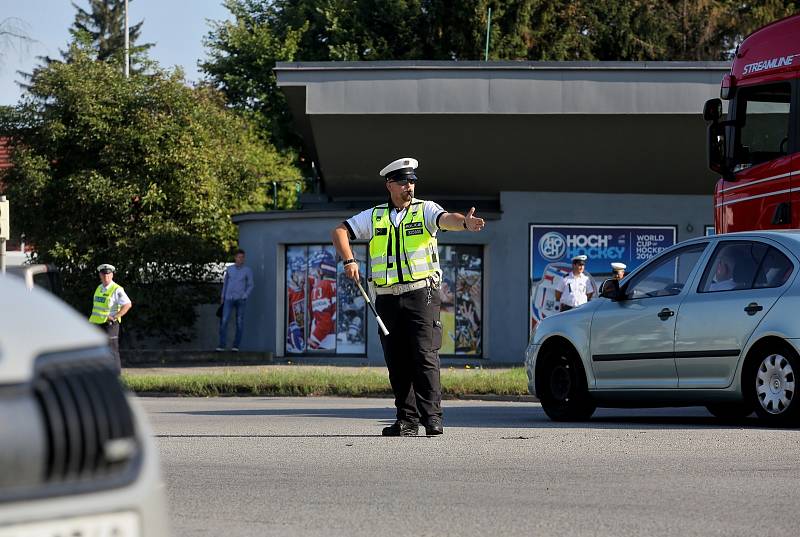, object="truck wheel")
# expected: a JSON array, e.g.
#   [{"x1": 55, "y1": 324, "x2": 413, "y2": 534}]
[
  {"x1": 745, "y1": 344, "x2": 799, "y2": 426},
  {"x1": 705, "y1": 402, "x2": 754, "y2": 422},
  {"x1": 538, "y1": 347, "x2": 595, "y2": 422}
]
